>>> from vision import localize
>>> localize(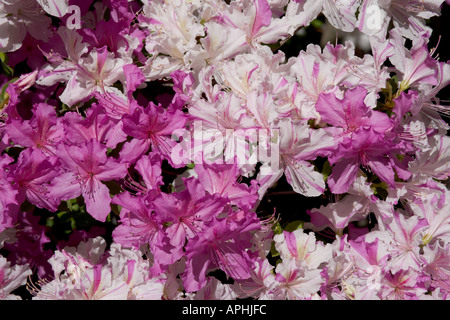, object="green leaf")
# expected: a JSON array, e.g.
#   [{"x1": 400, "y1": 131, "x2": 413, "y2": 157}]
[
  {"x1": 272, "y1": 220, "x2": 283, "y2": 235},
  {"x1": 283, "y1": 220, "x2": 304, "y2": 232},
  {"x1": 111, "y1": 204, "x2": 122, "y2": 216},
  {"x1": 310, "y1": 19, "x2": 323, "y2": 29},
  {"x1": 321, "y1": 160, "x2": 332, "y2": 180},
  {"x1": 186, "y1": 163, "x2": 195, "y2": 169},
  {"x1": 270, "y1": 241, "x2": 280, "y2": 258},
  {"x1": 0, "y1": 52, "x2": 14, "y2": 77}
]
